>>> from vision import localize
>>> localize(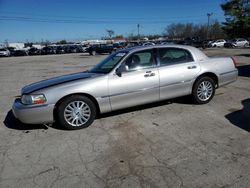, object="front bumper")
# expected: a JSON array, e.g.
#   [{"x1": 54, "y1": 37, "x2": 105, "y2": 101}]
[
  {"x1": 0, "y1": 53, "x2": 9, "y2": 57},
  {"x1": 12, "y1": 98, "x2": 55, "y2": 124}
]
